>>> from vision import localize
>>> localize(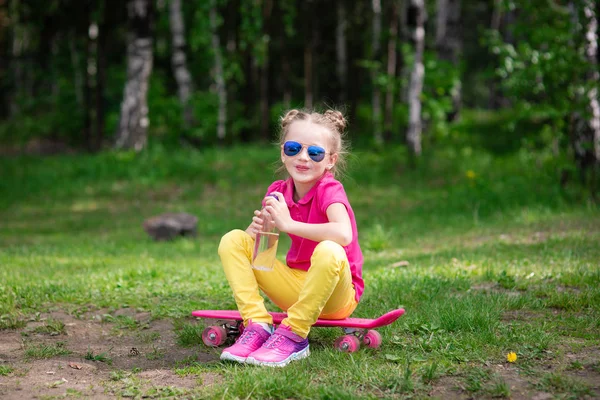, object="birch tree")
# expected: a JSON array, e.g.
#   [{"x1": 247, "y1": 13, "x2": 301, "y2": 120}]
[
  {"x1": 303, "y1": 0, "x2": 314, "y2": 109},
  {"x1": 168, "y1": 0, "x2": 194, "y2": 129},
  {"x1": 582, "y1": 0, "x2": 600, "y2": 166},
  {"x1": 371, "y1": 0, "x2": 383, "y2": 144},
  {"x1": 571, "y1": 0, "x2": 600, "y2": 193},
  {"x1": 406, "y1": 0, "x2": 425, "y2": 156},
  {"x1": 210, "y1": 0, "x2": 226, "y2": 142},
  {"x1": 259, "y1": 0, "x2": 273, "y2": 140},
  {"x1": 9, "y1": 0, "x2": 27, "y2": 116},
  {"x1": 435, "y1": 0, "x2": 462, "y2": 120},
  {"x1": 384, "y1": 0, "x2": 400, "y2": 140},
  {"x1": 336, "y1": 0, "x2": 348, "y2": 103},
  {"x1": 114, "y1": 0, "x2": 154, "y2": 151}
]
